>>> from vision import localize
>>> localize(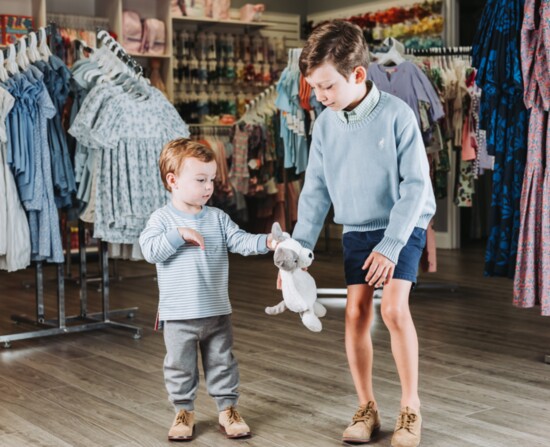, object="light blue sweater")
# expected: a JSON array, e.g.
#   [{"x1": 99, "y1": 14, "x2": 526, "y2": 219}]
[
  {"x1": 292, "y1": 91, "x2": 436, "y2": 264},
  {"x1": 139, "y1": 204, "x2": 269, "y2": 321}
]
